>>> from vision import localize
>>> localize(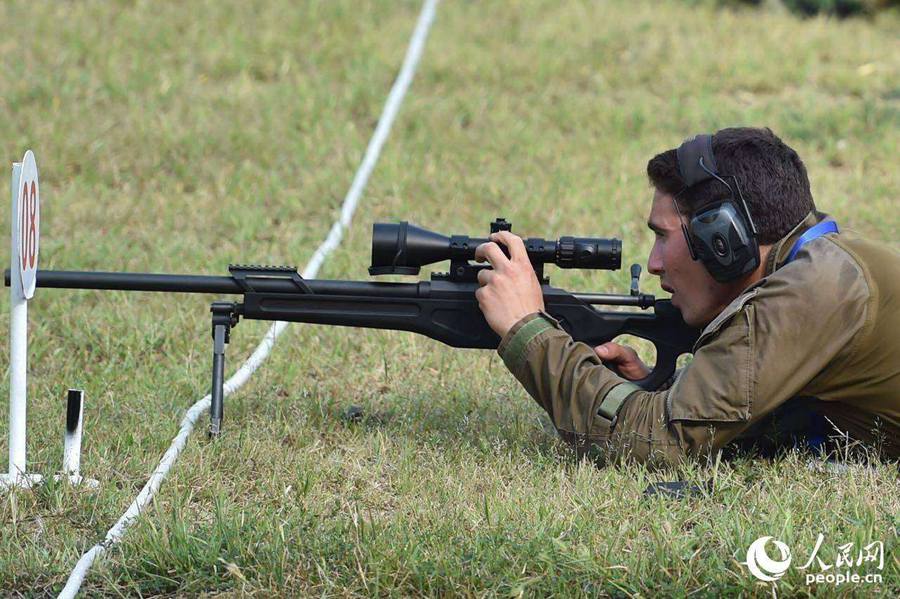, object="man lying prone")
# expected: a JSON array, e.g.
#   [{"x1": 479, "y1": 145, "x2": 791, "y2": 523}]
[{"x1": 474, "y1": 127, "x2": 900, "y2": 464}]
